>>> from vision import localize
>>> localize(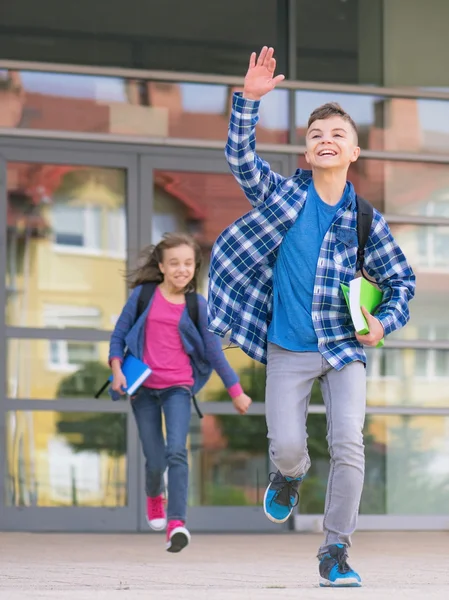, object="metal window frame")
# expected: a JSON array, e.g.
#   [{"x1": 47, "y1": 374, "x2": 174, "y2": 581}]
[
  {"x1": 1, "y1": 6, "x2": 449, "y2": 529},
  {"x1": 1, "y1": 86, "x2": 449, "y2": 528},
  {"x1": 2, "y1": 52, "x2": 449, "y2": 166},
  {"x1": 0, "y1": 143, "x2": 293, "y2": 532},
  {"x1": 2, "y1": 132, "x2": 449, "y2": 168},
  {"x1": 0, "y1": 146, "x2": 142, "y2": 531},
  {"x1": 2, "y1": 58, "x2": 449, "y2": 101}
]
